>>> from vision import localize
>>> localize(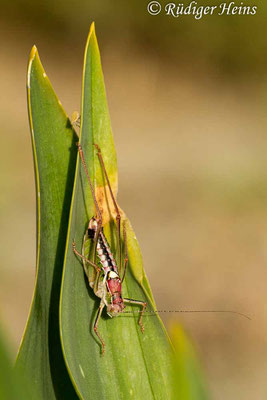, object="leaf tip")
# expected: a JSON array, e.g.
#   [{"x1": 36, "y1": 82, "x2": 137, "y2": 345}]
[
  {"x1": 83, "y1": 22, "x2": 97, "y2": 64},
  {"x1": 87, "y1": 21, "x2": 98, "y2": 47},
  {"x1": 89, "y1": 21, "x2": 95, "y2": 37},
  {"x1": 27, "y1": 45, "x2": 38, "y2": 88},
  {"x1": 29, "y1": 45, "x2": 38, "y2": 61}
]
